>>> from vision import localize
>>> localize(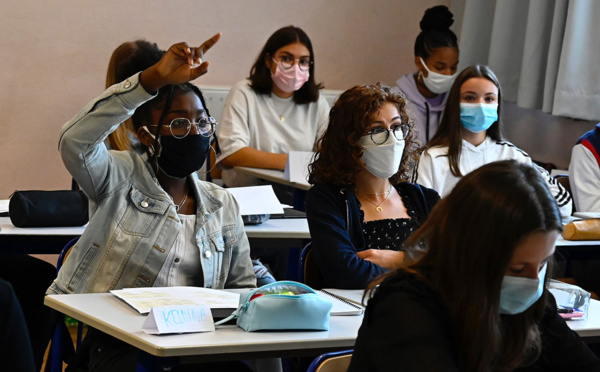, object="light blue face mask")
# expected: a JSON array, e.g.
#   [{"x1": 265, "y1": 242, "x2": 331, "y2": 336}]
[
  {"x1": 459, "y1": 103, "x2": 498, "y2": 133},
  {"x1": 499, "y1": 263, "x2": 547, "y2": 315}
]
